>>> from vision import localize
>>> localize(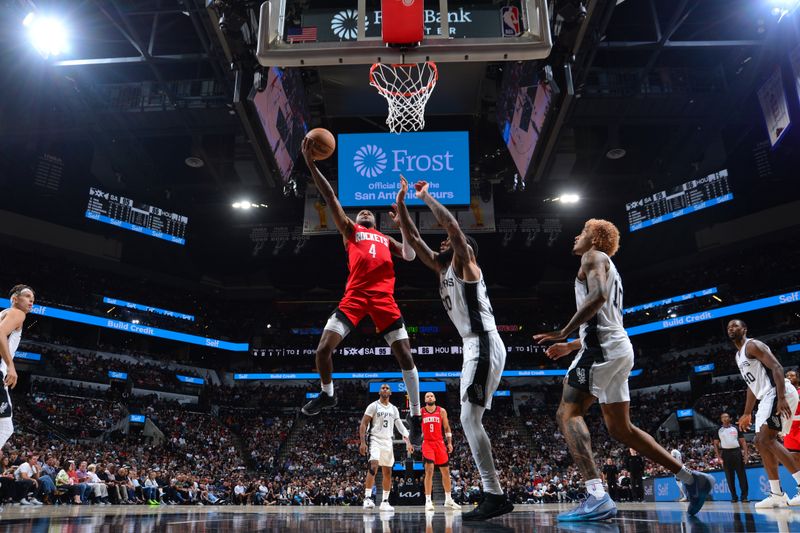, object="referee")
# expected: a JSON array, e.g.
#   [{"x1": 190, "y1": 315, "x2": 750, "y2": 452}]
[{"x1": 713, "y1": 412, "x2": 749, "y2": 502}]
